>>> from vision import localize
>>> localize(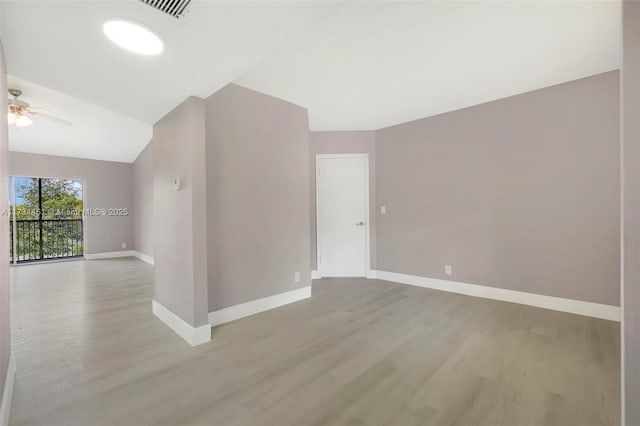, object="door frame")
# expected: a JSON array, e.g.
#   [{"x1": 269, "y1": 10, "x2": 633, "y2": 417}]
[{"x1": 315, "y1": 153, "x2": 371, "y2": 277}]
